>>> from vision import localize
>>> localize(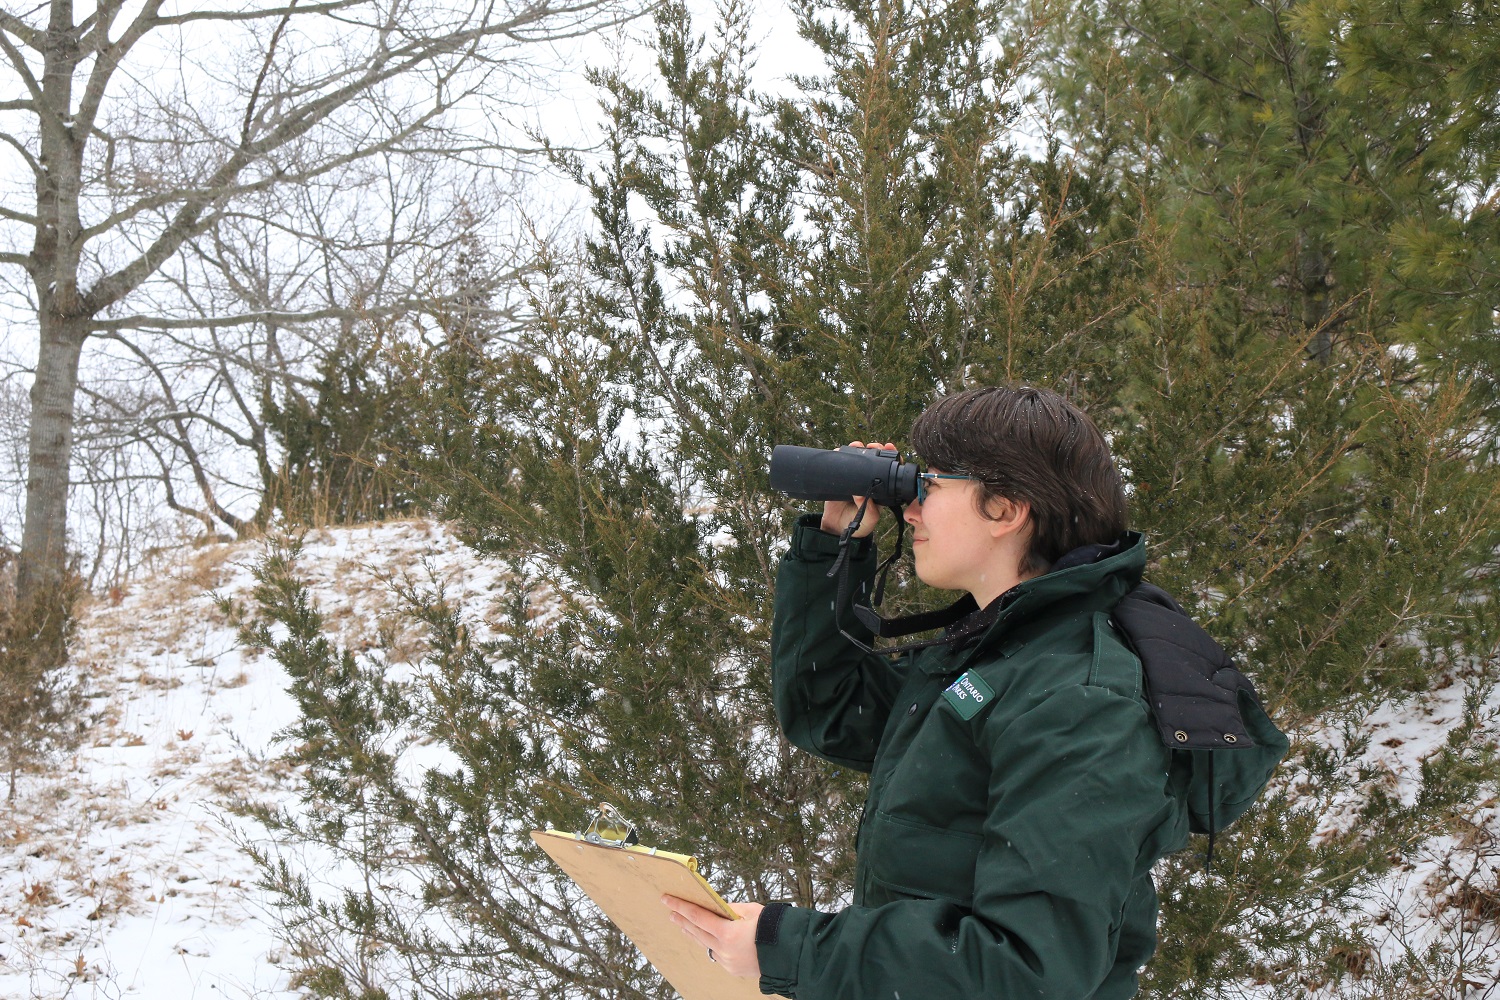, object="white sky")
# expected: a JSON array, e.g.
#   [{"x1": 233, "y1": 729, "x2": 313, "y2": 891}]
[{"x1": 0, "y1": 0, "x2": 818, "y2": 567}]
